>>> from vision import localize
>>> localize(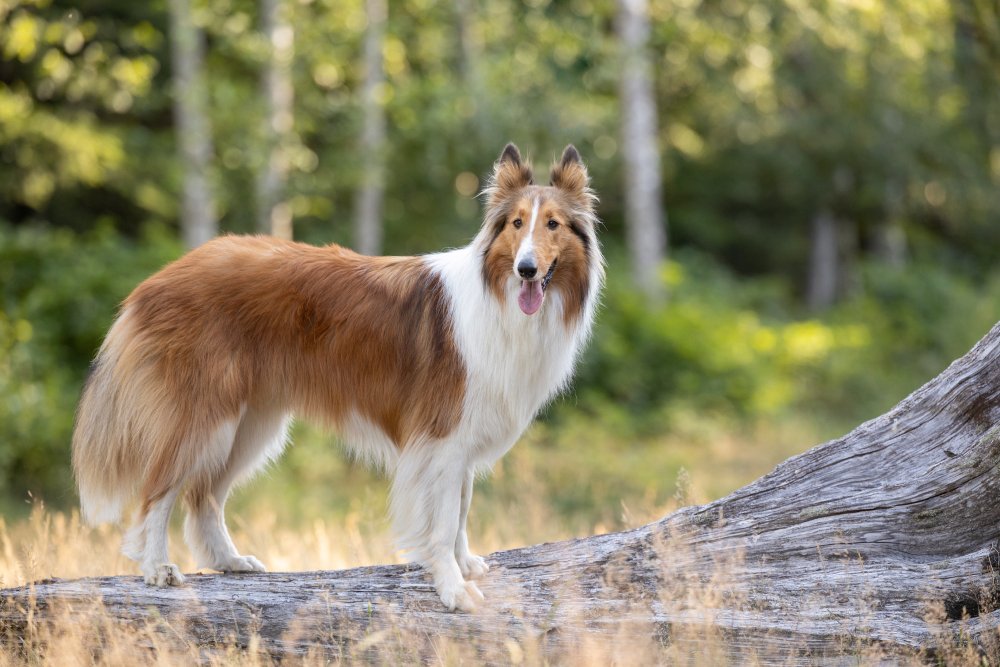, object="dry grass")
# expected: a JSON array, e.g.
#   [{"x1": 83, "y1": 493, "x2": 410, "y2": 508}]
[
  {"x1": 1, "y1": 498, "x2": 993, "y2": 666},
  {"x1": 0, "y1": 418, "x2": 993, "y2": 666},
  {"x1": 0, "y1": 488, "x2": 671, "y2": 590},
  {"x1": 0, "y1": 497, "x2": 680, "y2": 666}
]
